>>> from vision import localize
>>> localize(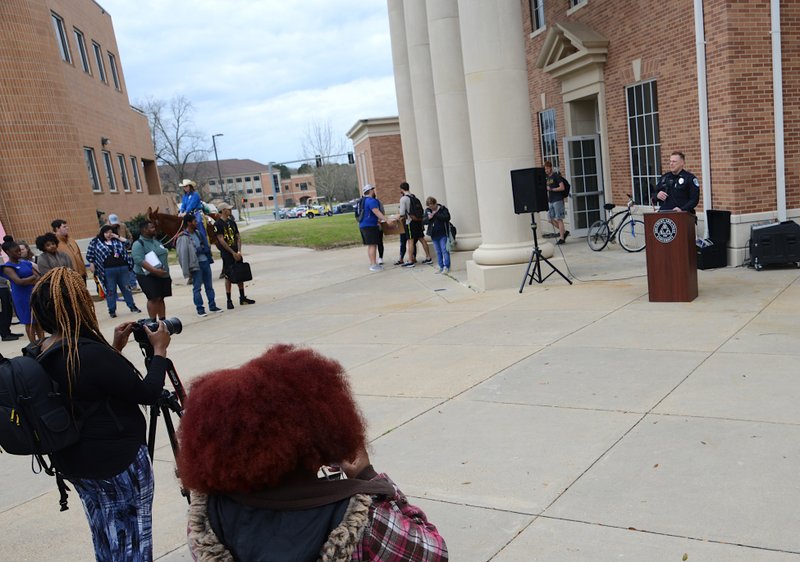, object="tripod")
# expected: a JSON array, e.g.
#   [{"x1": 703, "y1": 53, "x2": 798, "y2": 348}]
[
  {"x1": 519, "y1": 212, "x2": 572, "y2": 292},
  {"x1": 139, "y1": 341, "x2": 190, "y2": 503}
]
